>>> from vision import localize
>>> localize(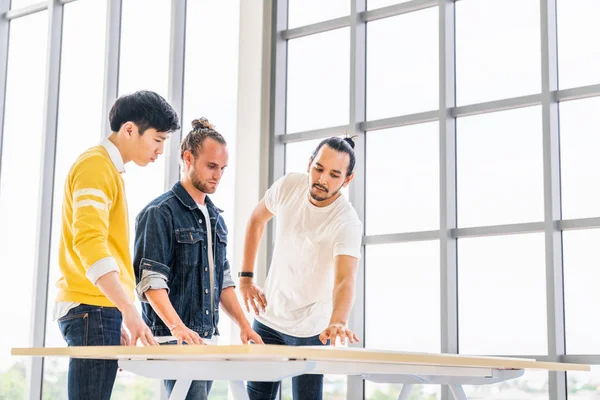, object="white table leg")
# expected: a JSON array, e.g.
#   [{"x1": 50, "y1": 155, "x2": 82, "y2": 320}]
[
  {"x1": 229, "y1": 381, "x2": 250, "y2": 400},
  {"x1": 169, "y1": 380, "x2": 192, "y2": 400},
  {"x1": 397, "y1": 383, "x2": 414, "y2": 400},
  {"x1": 449, "y1": 385, "x2": 468, "y2": 400}
]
